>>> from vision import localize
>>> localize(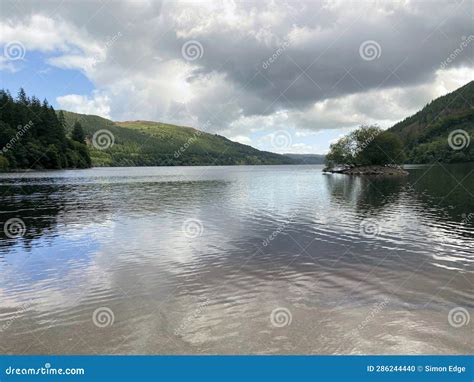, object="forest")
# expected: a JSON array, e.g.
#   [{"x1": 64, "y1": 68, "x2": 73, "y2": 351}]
[{"x1": 0, "y1": 89, "x2": 91, "y2": 171}]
